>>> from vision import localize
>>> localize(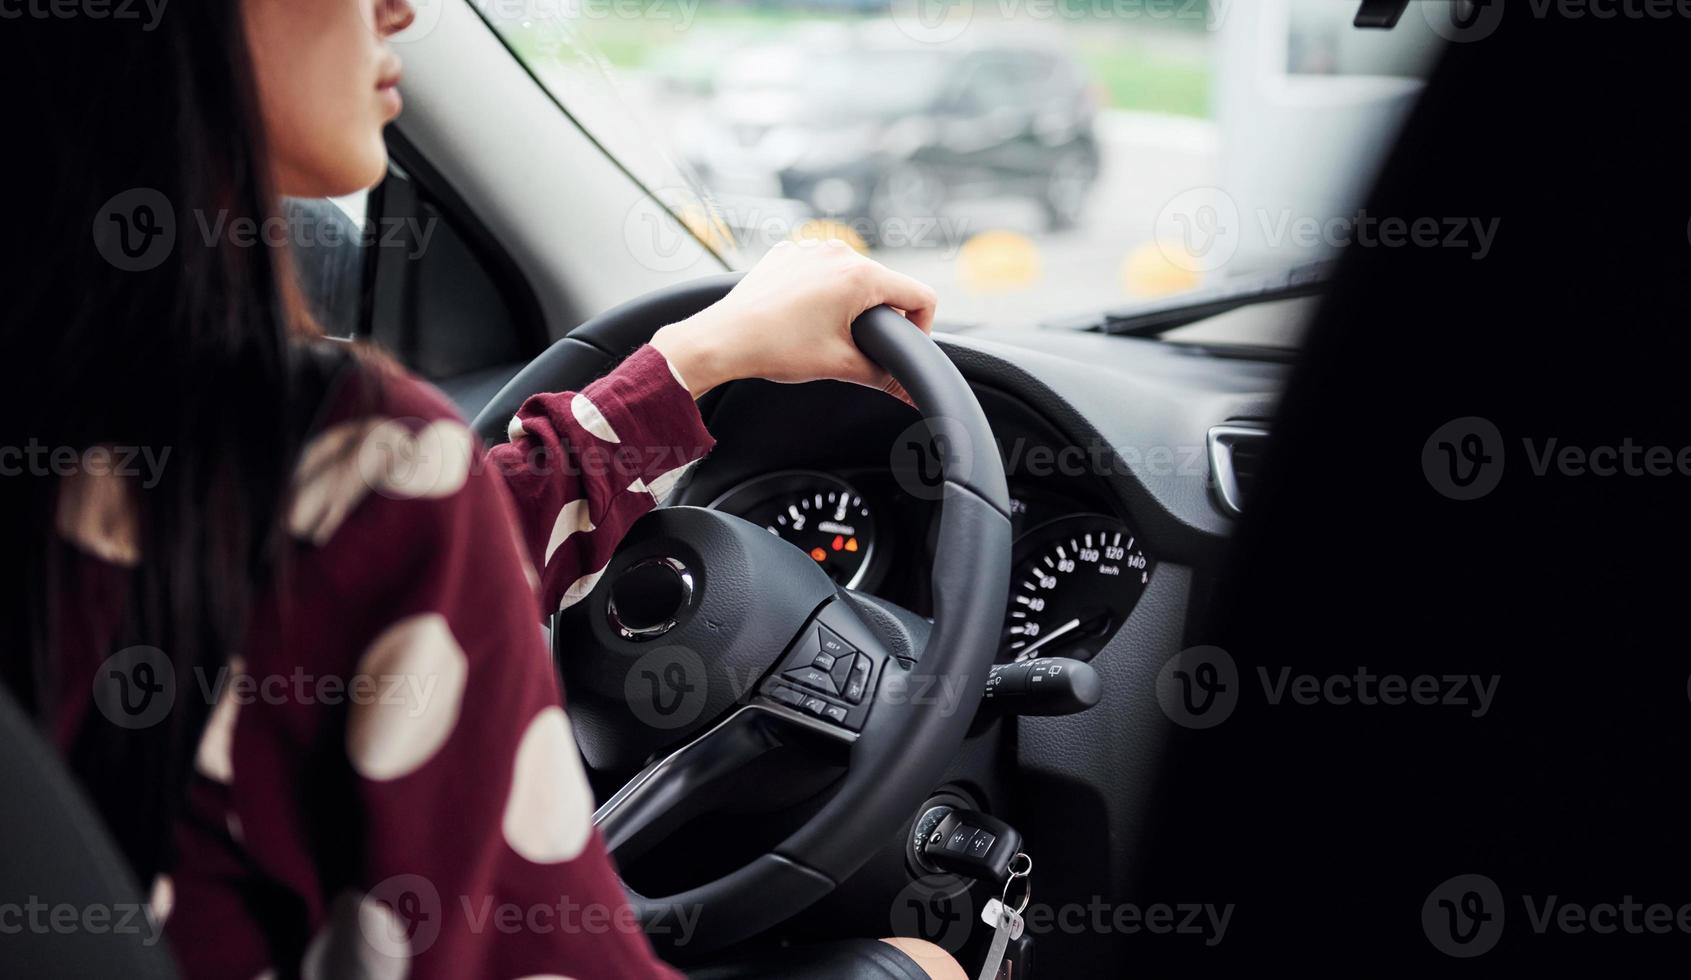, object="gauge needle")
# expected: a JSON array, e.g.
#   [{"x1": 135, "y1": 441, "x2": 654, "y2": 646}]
[{"x1": 1016, "y1": 617, "x2": 1082, "y2": 660}]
